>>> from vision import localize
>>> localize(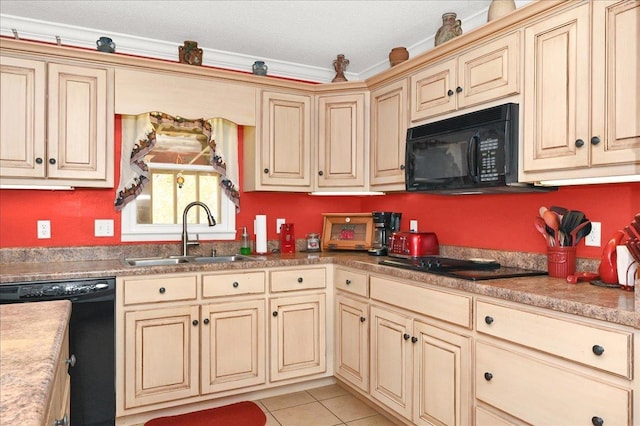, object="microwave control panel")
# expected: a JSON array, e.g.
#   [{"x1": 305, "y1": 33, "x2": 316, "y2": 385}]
[{"x1": 478, "y1": 138, "x2": 501, "y2": 182}]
